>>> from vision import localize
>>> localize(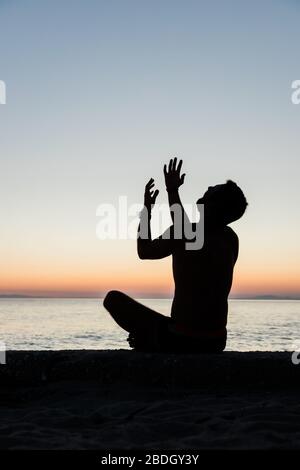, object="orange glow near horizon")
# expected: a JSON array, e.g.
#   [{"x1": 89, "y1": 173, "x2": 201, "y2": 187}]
[
  {"x1": 1, "y1": 265, "x2": 300, "y2": 298},
  {"x1": 2, "y1": 238, "x2": 300, "y2": 297}
]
